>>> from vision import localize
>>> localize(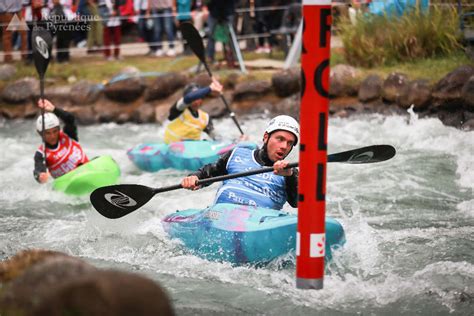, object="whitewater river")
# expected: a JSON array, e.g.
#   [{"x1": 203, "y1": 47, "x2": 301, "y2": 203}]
[{"x1": 0, "y1": 112, "x2": 472, "y2": 315}]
